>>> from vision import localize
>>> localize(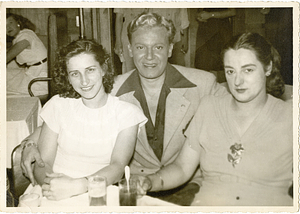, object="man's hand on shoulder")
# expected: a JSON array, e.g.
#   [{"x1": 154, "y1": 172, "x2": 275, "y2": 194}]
[{"x1": 21, "y1": 139, "x2": 45, "y2": 185}]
